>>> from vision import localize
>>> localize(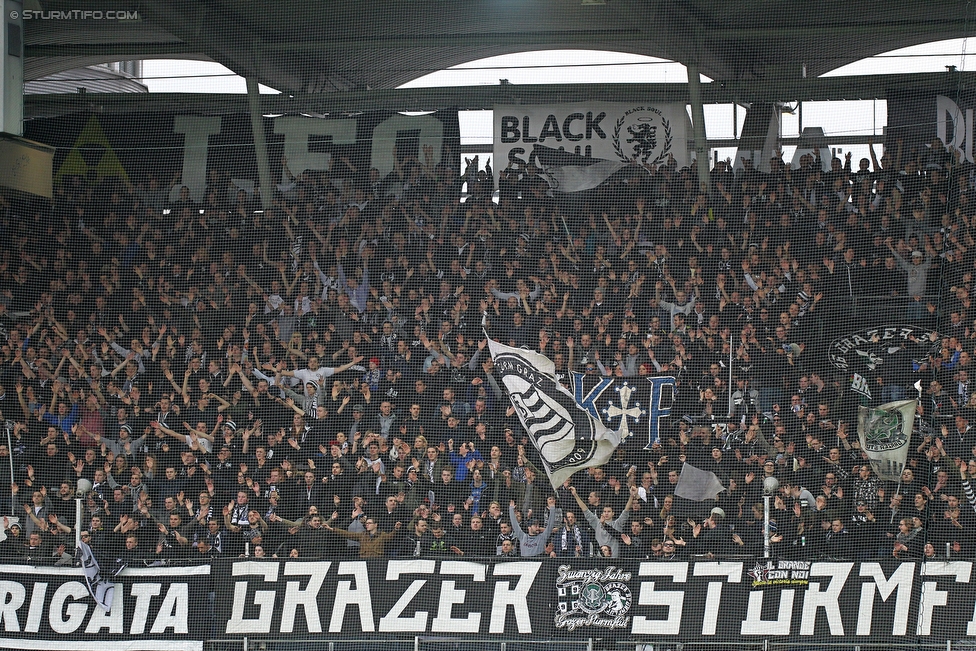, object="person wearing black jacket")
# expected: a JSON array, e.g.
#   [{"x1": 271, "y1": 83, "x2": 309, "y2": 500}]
[
  {"x1": 691, "y1": 507, "x2": 747, "y2": 556},
  {"x1": 0, "y1": 519, "x2": 24, "y2": 557},
  {"x1": 295, "y1": 469, "x2": 328, "y2": 518},
  {"x1": 848, "y1": 500, "x2": 883, "y2": 557},
  {"x1": 821, "y1": 517, "x2": 854, "y2": 559},
  {"x1": 399, "y1": 518, "x2": 432, "y2": 557},
  {"x1": 462, "y1": 515, "x2": 495, "y2": 556}
]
